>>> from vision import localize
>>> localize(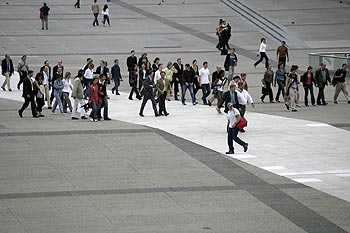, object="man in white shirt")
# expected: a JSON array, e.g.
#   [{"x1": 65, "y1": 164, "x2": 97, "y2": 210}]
[
  {"x1": 236, "y1": 82, "x2": 254, "y2": 117},
  {"x1": 226, "y1": 102, "x2": 248, "y2": 154},
  {"x1": 199, "y1": 61, "x2": 211, "y2": 105}
]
